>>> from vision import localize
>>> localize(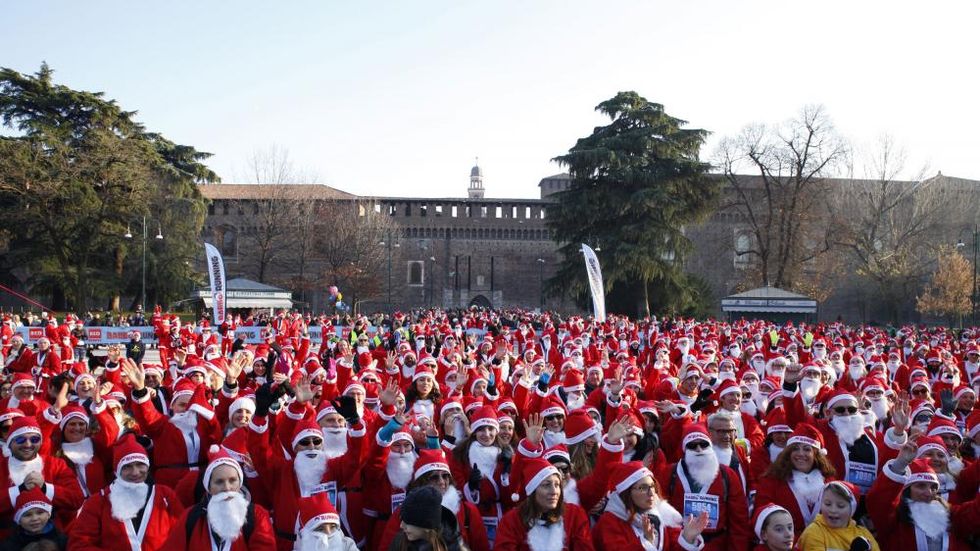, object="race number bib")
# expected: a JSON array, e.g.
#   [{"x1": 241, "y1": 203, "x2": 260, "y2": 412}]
[
  {"x1": 482, "y1": 516, "x2": 498, "y2": 544},
  {"x1": 311, "y1": 481, "x2": 337, "y2": 505},
  {"x1": 683, "y1": 493, "x2": 719, "y2": 530},
  {"x1": 846, "y1": 462, "x2": 876, "y2": 494},
  {"x1": 391, "y1": 491, "x2": 406, "y2": 512}
]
